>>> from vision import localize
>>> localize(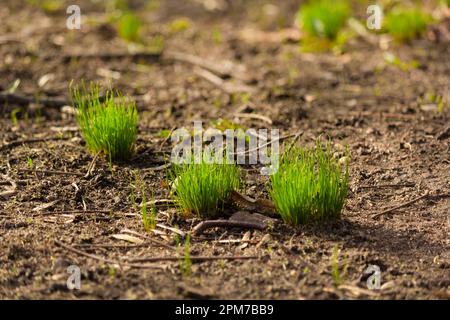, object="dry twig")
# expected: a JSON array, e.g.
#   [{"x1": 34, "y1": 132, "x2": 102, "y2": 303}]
[
  {"x1": 372, "y1": 192, "x2": 433, "y2": 218},
  {"x1": 126, "y1": 255, "x2": 259, "y2": 263},
  {"x1": 54, "y1": 240, "x2": 165, "y2": 269},
  {"x1": 18, "y1": 169, "x2": 84, "y2": 177},
  {"x1": 192, "y1": 219, "x2": 266, "y2": 236},
  {"x1": 0, "y1": 175, "x2": 17, "y2": 199}
]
